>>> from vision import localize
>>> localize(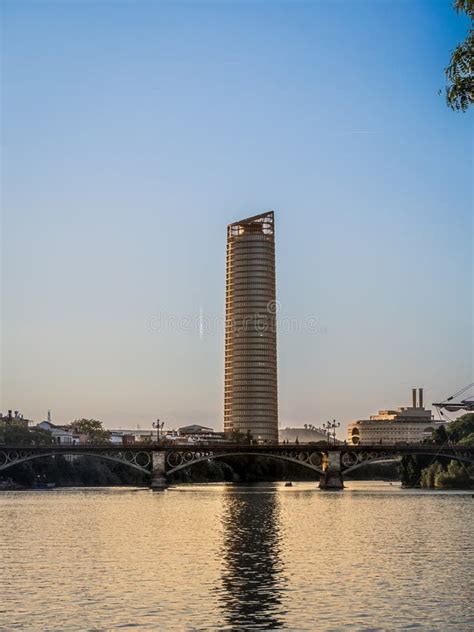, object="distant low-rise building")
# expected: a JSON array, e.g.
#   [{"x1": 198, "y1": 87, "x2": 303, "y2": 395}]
[
  {"x1": 108, "y1": 429, "x2": 154, "y2": 443},
  {"x1": 178, "y1": 424, "x2": 214, "y2": 435},
  {"x1": 178, "y1": 425, "x2": 227, "y2": 444},
  {"x1": 279, "y1": 426, "x2": 327, "y2": 444},
  {"x1": 347, "y1": 388, "x2": 447, "y2": 445},
  {"x1": 107, "y1": 425, "x2": 228, "y2": 445},
  {"x1": 109, "y1": 431, "x2": 137, "y2": 445},
  {"x1": 0, "y1": 410, "x2": 30, "y2": 427}
]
